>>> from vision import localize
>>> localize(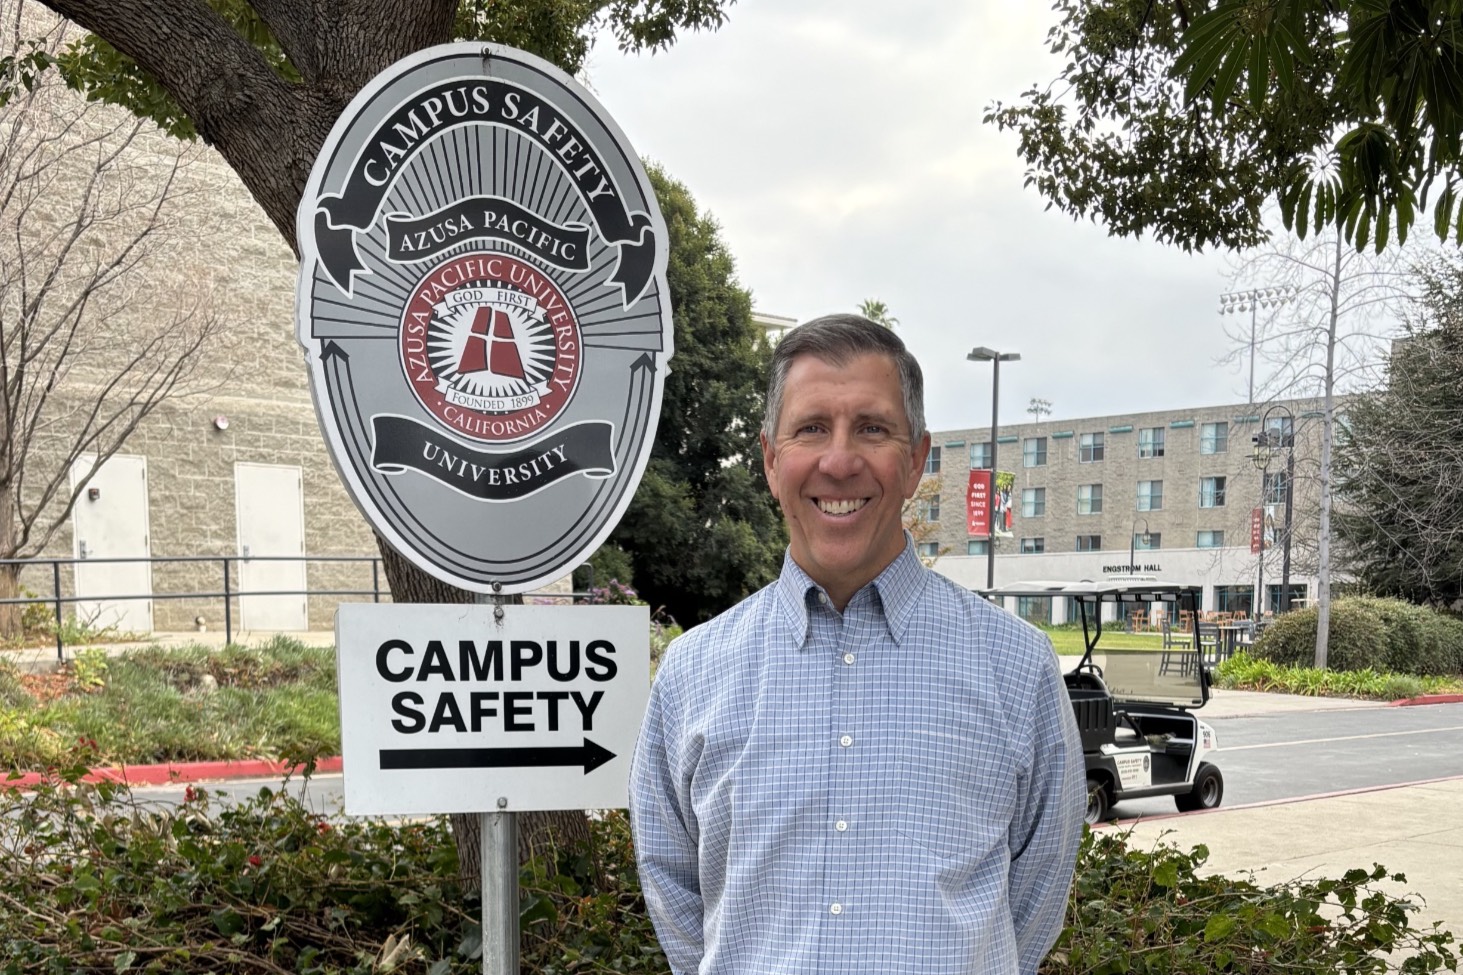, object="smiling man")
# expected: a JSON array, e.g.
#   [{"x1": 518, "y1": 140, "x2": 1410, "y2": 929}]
[{"x1": 629, "y1": 314, "x2": 1084, "y2": 975}]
